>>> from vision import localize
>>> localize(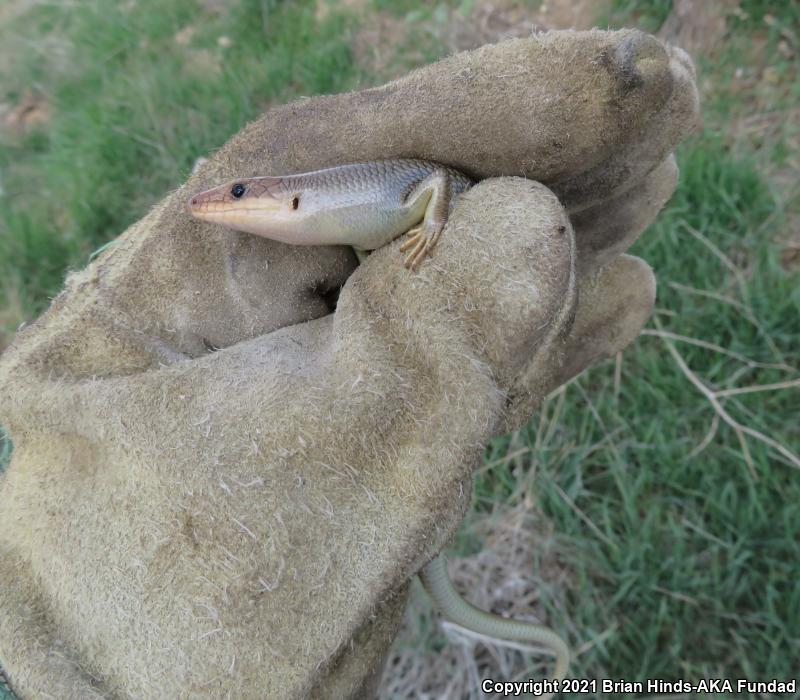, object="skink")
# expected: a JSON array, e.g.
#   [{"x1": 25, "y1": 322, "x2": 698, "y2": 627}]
[
  {"x1": 187, "y1": 159, "x2": 570, "y2": 695},
  {"x1": 187, "y1": 159, "x2": 473, "y2": 269}
]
